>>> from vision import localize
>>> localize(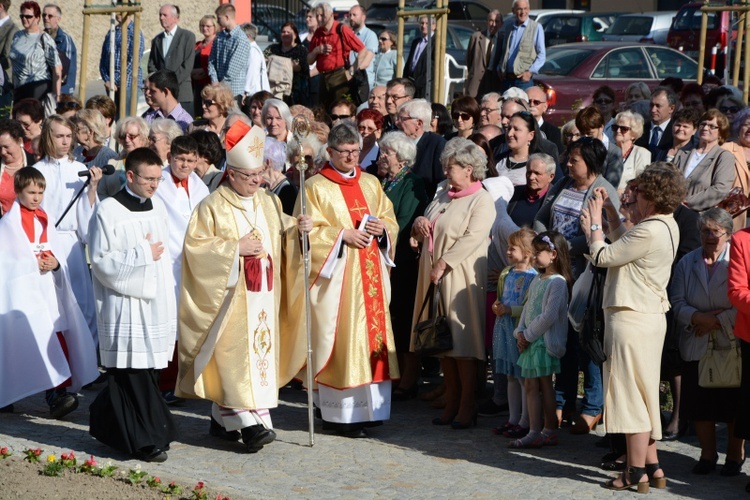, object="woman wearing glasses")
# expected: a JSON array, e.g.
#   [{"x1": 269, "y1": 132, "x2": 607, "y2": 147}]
[
  {"x1": 191, "y1": 82, "x2": 237, "y2": 138},
  {"x1": 10, "y1": 1, "x2": 61, "y2": 106},
  {"x1": 374, "y1": 30, "x2": 398, "y2": 87},
  {"x1": 446, "y1": 96, "x2": 479, "y2": 140},
  {"x1": 192, "y1": 15, "x2": 217, "y2": 112},
  {"x1": 673, "y1": 109, "x2": 735, "y2": 213},
  {"x1": 611, "y1": 111, "x2": 650, "y2": 193}
]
